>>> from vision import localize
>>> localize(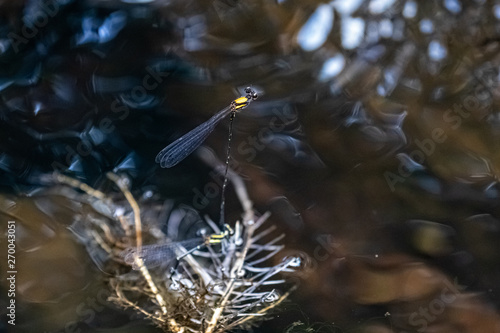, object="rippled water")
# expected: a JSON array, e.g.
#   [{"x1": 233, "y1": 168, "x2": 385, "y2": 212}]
[{"x1": 1, "y1": 1, "x2": 500, "y2": 332}]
